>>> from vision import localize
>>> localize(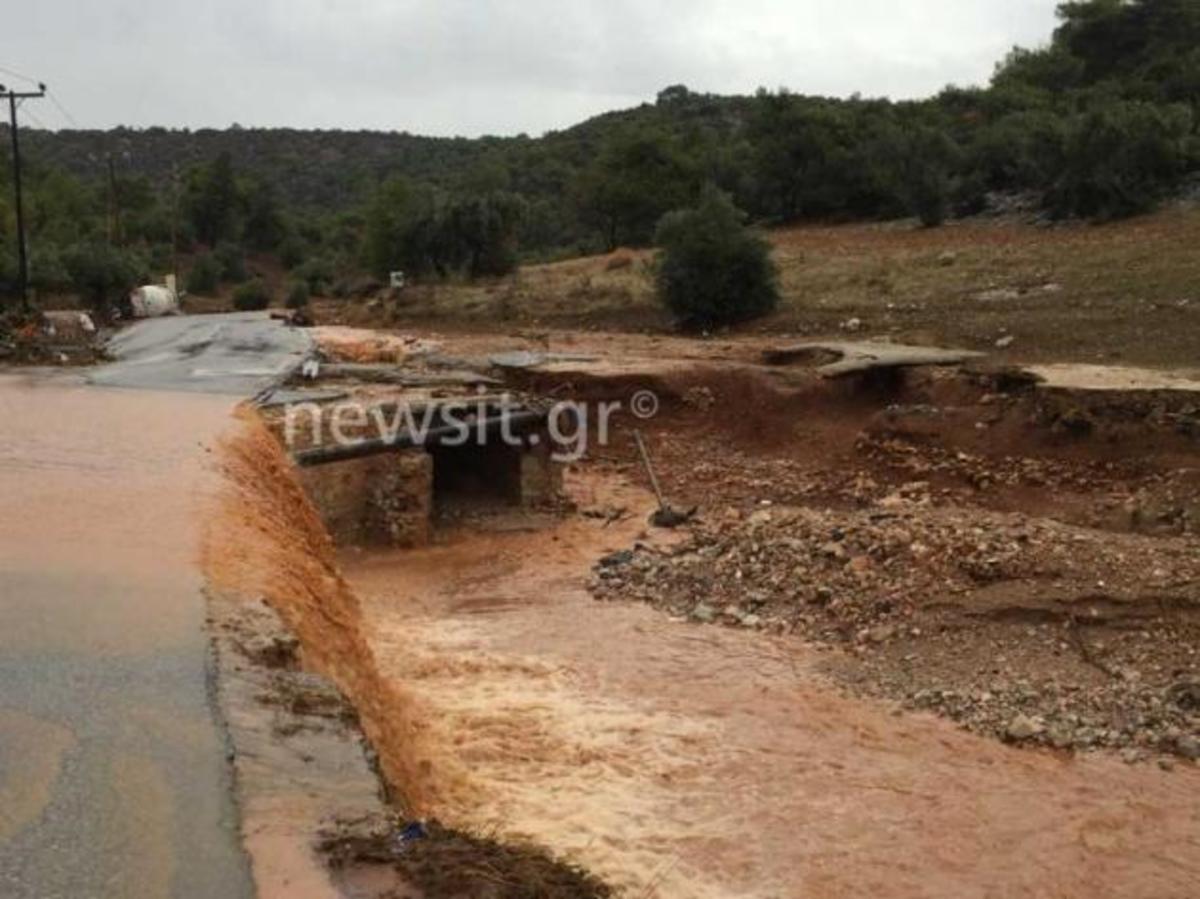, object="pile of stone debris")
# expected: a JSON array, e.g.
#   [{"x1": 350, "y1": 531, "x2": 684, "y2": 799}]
[
  {"x1": 589, "y1": 499, "x2": 1200, "y2": 763},
  {"x1": 0, "y1": 309, "x2": 100, "y2": 364}
]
